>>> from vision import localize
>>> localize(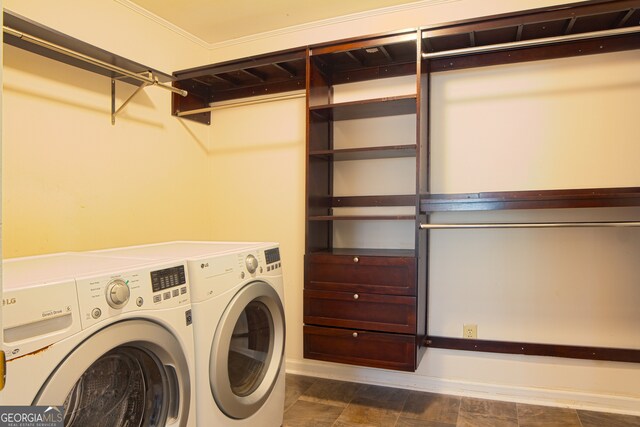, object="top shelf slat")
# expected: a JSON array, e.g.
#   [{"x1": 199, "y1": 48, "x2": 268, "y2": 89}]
[
  {"x1": 310, "y1": 95, "x2": 417, "y2": 121},
  {"x1": 421, "y1": 187, "x2": 640, "y2": 212}
]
